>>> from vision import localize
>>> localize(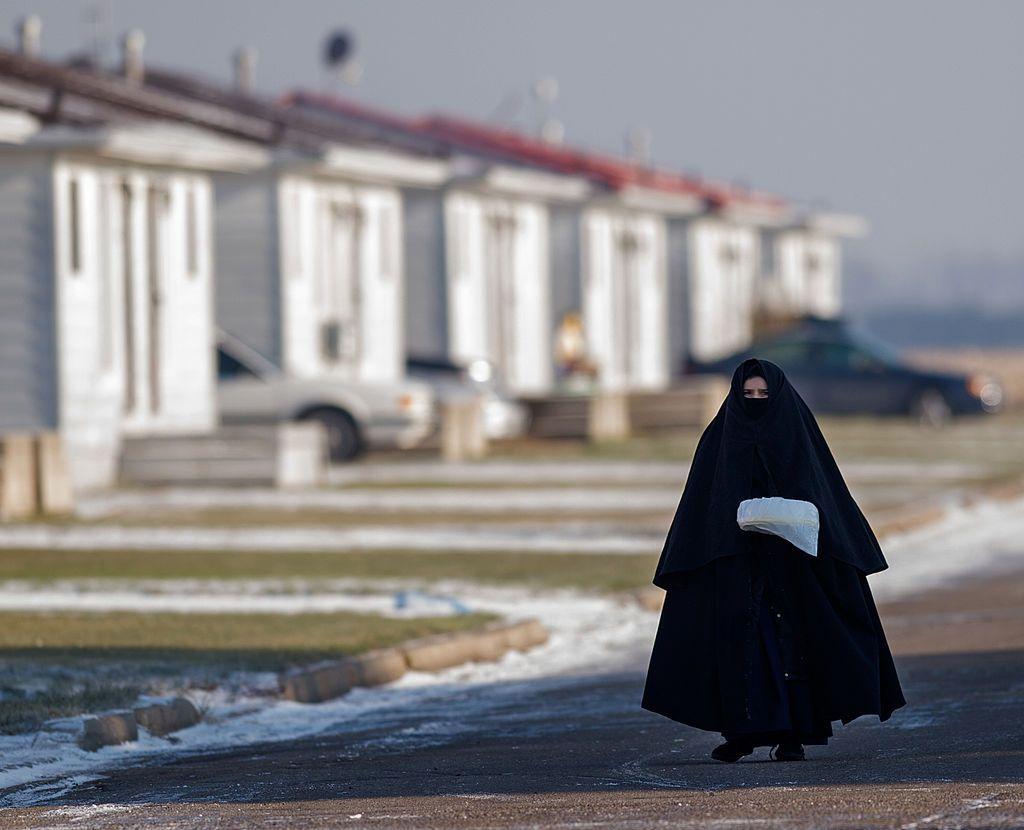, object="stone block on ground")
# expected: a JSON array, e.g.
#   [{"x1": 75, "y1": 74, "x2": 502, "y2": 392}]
[
  {"x1": 588, "y1": 392, "x2": 631, "y2": 442},
  {"x1": 79, "y1": 711, "x2": 139, "y2": 751},
  {"x1": 351, "y1": 648, "x2": 407, "y2": 687},
  {"x1": 35, "y1": 431, "x2": 74, "y2": 514},
  {"x1": 633, "y1": 586, "x2": 665, "y2": 612},
  {"x1": 468, "y1": 628, "x2": 510, "y2": 662},
  {"x1": 134, "y1": 697, "x2": 201, "y2": 736},
  {"x1": 0, "y1": 432, "x2": 37, "y2": 520},
  {"x1": 400, "y1": 631, "x2": 480, "y2": 672},
  {"x1": 280, "y1": 659, "x2": 361, "y2": 704}
]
